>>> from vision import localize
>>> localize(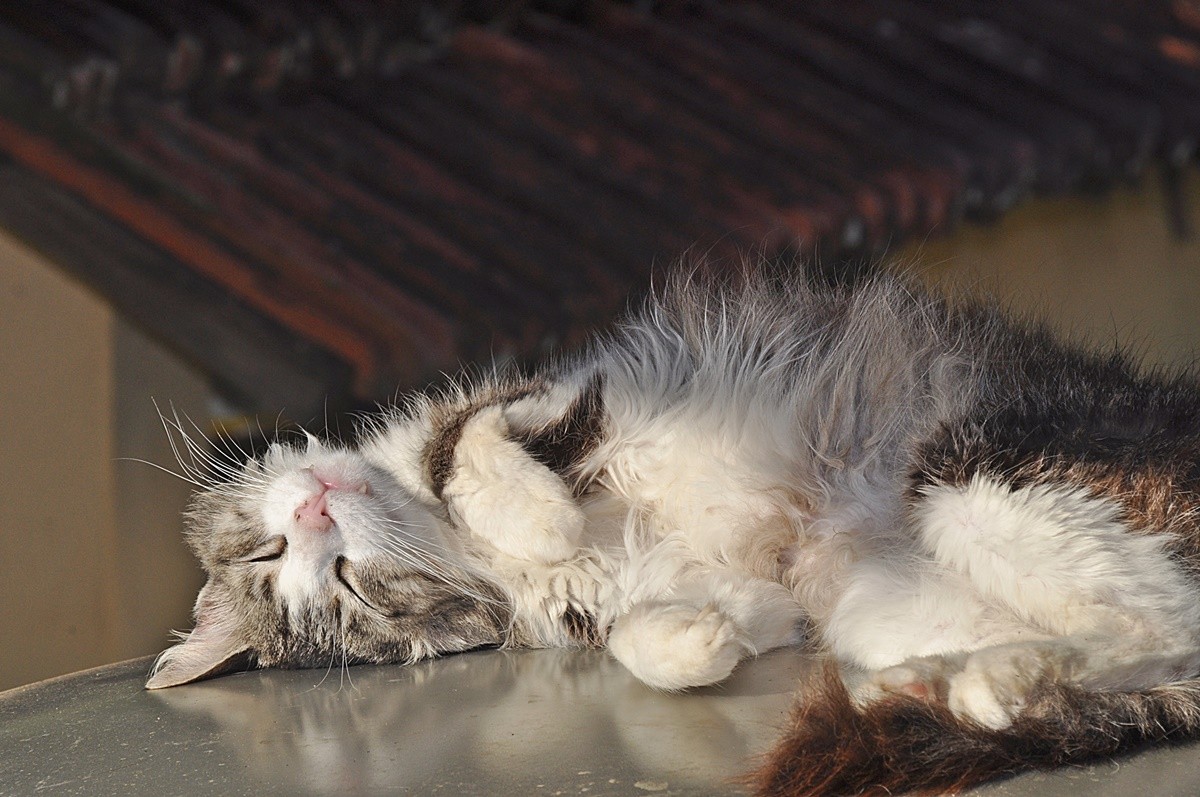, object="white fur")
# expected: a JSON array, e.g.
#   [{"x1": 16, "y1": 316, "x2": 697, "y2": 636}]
[
  {"x1": 503, "y1": 378, "x2": 590, "y2": 433},
  {"x1": 443, "y1": 406, "x2": 585, "y2": 564},
  {"x1": 259, "y1": 441, "x2": 459, "y2": 609},
  {"x1": 361, "y1": 411, "x2": 440, "y2": 505},
  {"x1": 608, "y1": 564, "x2": 805, "y2": 690},
  {"x1": 161, "y1": 274, "x2": 1200, "y2": 734},
  {"x1": 403, "y1": 282, "x2": 1199, "y2": 702},
  {"x1": 917, "y1": 474, "x2": 1200, "y2": 645},
  {"x1": 843, "y1": 475, "x2": 1200, "y2": 727}
]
